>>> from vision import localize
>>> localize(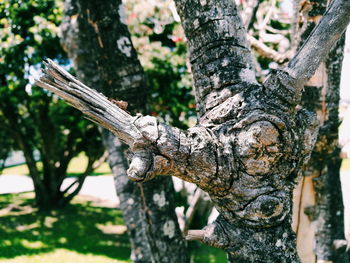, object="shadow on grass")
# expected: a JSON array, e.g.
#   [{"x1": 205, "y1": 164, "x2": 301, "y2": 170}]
[
  {"x1": 0, "y1": 193, "x2": 130, "y2": 261},
  {"x1": 66, "y1": 172, "x2": 111, "y2": 177},
  {"x1": 189, "y1": 242, "x2": 228, "y2": 263},
  {"x1": 0, "y1": 192, "x2": 227, "y2": 263}
]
